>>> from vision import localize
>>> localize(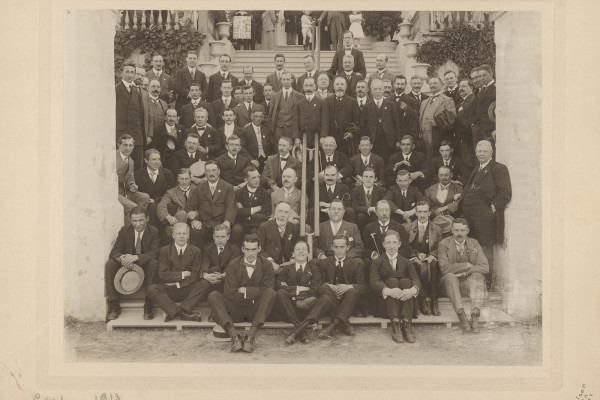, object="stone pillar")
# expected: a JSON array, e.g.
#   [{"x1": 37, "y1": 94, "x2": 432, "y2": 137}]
[
  {"x1": 64, "y1": 10, "x2": 123, "y2": 321},
  {"x1": 494, "y1": 12, "x2": 542, "y2": 318}
]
